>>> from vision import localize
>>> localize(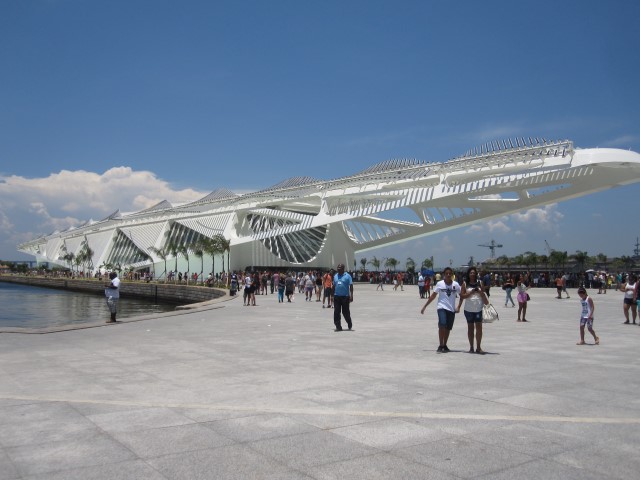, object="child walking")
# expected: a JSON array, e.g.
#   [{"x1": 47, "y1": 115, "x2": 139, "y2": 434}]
[{"x1": 577, "y1": 287, "x2": 599, "y2": 345}]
